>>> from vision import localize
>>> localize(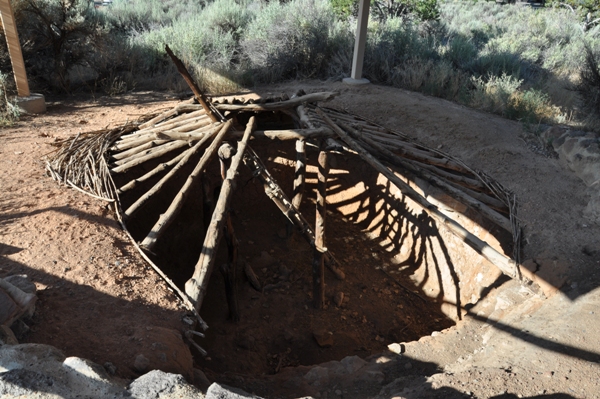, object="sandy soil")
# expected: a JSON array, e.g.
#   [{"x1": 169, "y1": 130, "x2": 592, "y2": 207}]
[{"x1": 1, "y1": 82, "x2": 600, "y2": 398}]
